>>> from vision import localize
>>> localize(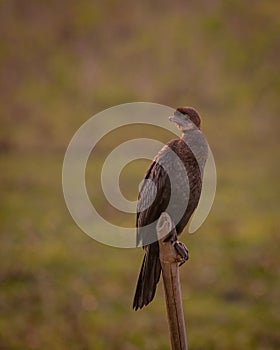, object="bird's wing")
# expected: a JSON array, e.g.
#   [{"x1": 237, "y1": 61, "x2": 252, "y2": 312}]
[
  {"x1": 136, "y1": 157, "x2": 170, "y2": 246},
  {"x1": 136, "y1": 162, "x2": 156, "y2": 221}
]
